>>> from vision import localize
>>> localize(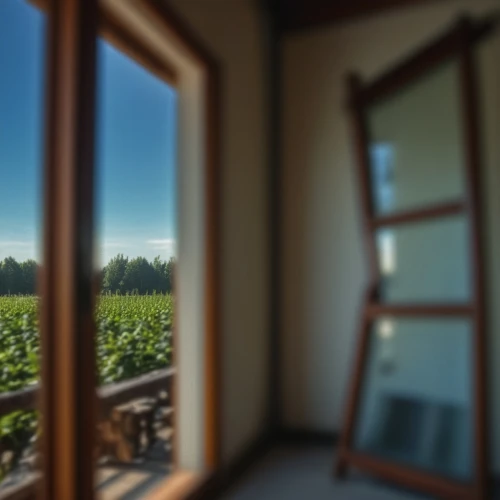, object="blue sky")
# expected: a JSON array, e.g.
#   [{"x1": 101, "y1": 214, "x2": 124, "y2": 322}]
[{"x1": 0, "y1": 0, "x2": 178, "y2": 265}]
